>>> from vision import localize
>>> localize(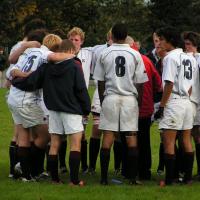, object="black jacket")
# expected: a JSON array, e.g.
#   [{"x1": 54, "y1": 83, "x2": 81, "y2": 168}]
[{"x1": 12, "y1": 58, "x2": 91, "y2": 115}]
